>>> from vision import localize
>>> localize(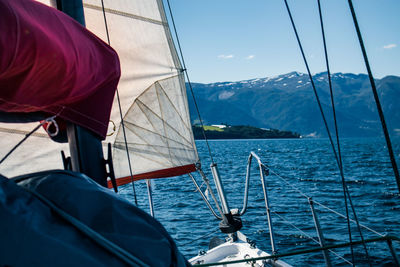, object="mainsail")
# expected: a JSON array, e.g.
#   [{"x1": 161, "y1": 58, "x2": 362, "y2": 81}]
[{"x1": 0, "y1": 0, "x2": 198, "y2": 184}]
